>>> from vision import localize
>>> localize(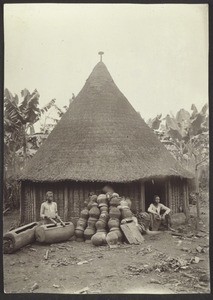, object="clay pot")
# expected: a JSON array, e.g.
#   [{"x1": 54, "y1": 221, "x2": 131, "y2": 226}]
[
  {"x1": 100, "y1": 205, "x2": 108, "y2": 213},
  {"x1": 126, "y1": 197, "x2": 132, "y2": 209},
  {"x1": 108, "y1": 218, "x2": 120, "y2": 230},
  {"x1": 87, "y1": 195, "x2": 98, "y2": 210},
  {"x1": 97, "y1": 194, "x2": 107, "y2": 202},
  {"x1": 95, "y1": 219, "x2": 107, "y2": 231},
  {"x1": 99, "y1": 211, "x2": 109, "y2": 222},
  {"x1": 106, "y1": 192, "x2": 113, "y2": 201},
  {"x1": 110, "y1": 228, "x2": 123, "y2": 243},
  {"x1": 91, "y1": 230, "x2": 107, "y2": 246},
  {"x1": 80, "y1": 208, "x2": 89, "y2": 219},
  {"x1": 75, "y1": 217, "x2": 87, "y2": 240},
  {"x1": 84, "y1": 216, "x2": 97, "y2": 240},
  {"x1": 77, "y1": 217, "x2": 87, "y2": 228},
  {"x1": 90, "y1": 194, "x2": 98, "y2": 202},
  {"x1": 84, "y1": 227, "x2": 96, "y2": 240},
  {"x1": 110, "y1": 197, "x2": 120, "y2": 207},
  {"x1": 120, "y1": 198, "x2": 129, "y2": 208},
  {"x1": 75, "y1": 228, "x2": 84, "y2": 241},
  {"x1": 87, "y1": 201, "x2": 93, "y2": 210},
  {"x1": 87, "y1": 217, "x2": 97, "y2": 227},
  {"x1": 121, "y1": 207, "x2": 133, "y2": 219},
  {"x1": 106, "y1": 231, "x2": 118, "y2": 248},
  {"x1": 109, "y1": 207, "x2": 121, "y2": 219},
  {"x1": 112, "y1": 193, "x2": 119, "y2": 198},
  {"x1": 98, "y1": 197, "x2": 108, "y2": 208},
  {"x1": 89, "y1": 203, "x2": 100, "y2": 219},
  {"x1": 116, "y1": 229, "x2": 123, "y2": 243}
]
